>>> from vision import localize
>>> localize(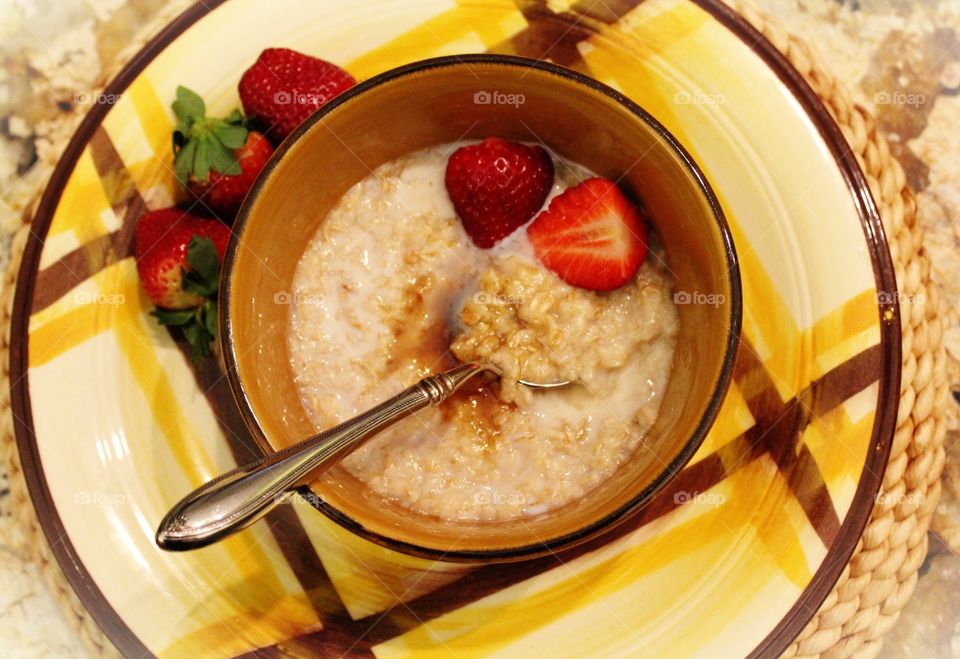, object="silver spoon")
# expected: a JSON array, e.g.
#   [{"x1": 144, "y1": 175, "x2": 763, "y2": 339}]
[{"x1": 155, "y1": 362, "x2": 569, "y2": 551}]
